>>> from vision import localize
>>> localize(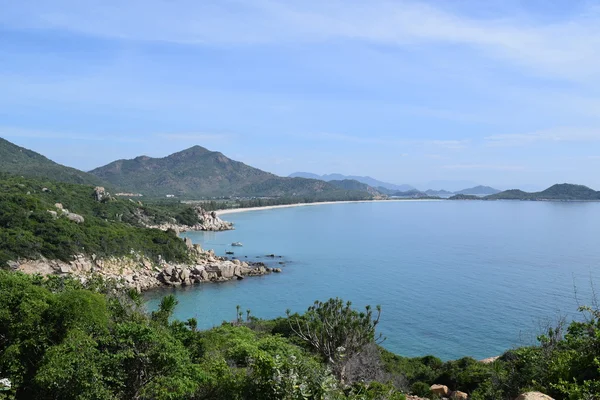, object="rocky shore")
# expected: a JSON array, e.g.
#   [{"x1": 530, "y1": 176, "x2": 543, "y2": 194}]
[
  {"x1": 10, "y1": 238, "x2": 275, "y2": 292},
  {"x1": 145, "y1": 207, "x2": 234, "y2": 232}
]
